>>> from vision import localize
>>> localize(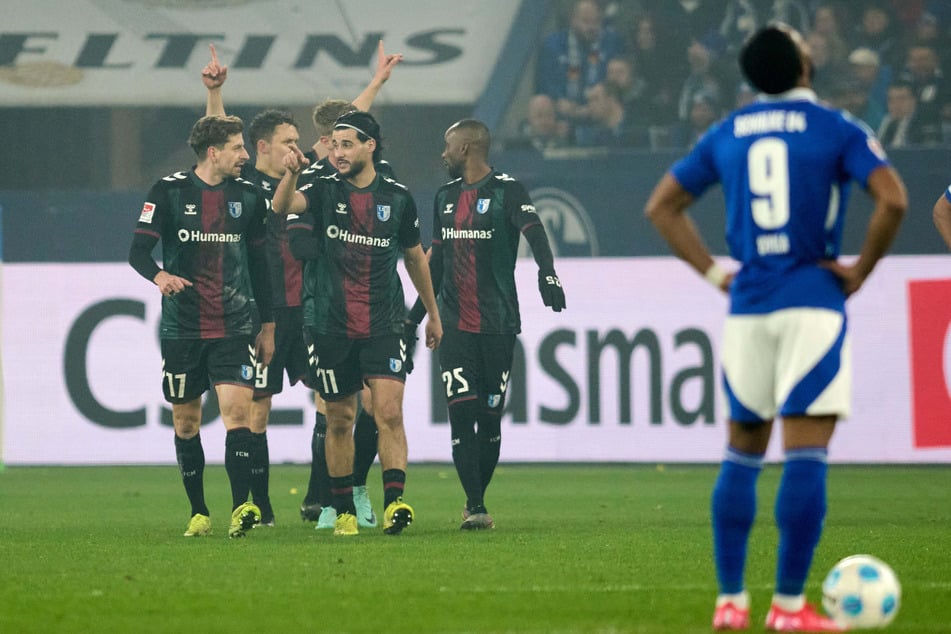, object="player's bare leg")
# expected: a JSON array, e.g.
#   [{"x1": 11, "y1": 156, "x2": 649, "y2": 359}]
[
  {"x1": 323, "y1": 394, "x2": 359, "y2": 535},
  {"x1": 368, "y1": 378, "x2": 413, "y2": 534}
]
